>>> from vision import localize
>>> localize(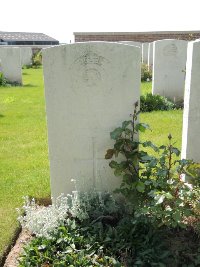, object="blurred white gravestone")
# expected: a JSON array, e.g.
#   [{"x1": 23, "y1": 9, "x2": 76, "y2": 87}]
[
  {"x1": 152, "y1": 39, "x2": 188, "y2": 102},
  {"x1": 119, "y1": 41, "x2": 142, "y2": 48},
  {"x1": 43, "y1": 42, "x2": 140, "y2": 198},
  {"x1": 0, "y1": 47, "x2": 22, "y2": 84},
  {"x1": 182, "y1": 40, "x2": 200, "y2": 161},
  {"x1": 20, "y1": 47, "x2": 33, "y2": 66},
  {"x1": 142, "y1": 43, "x2": 149, "y2": 64},
  {"x1": 148, "y1": 42, "x2": 153, "y2": 67},
  {"x1": 118, "y1": 41, "x2": 142, "y2": 61}
]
